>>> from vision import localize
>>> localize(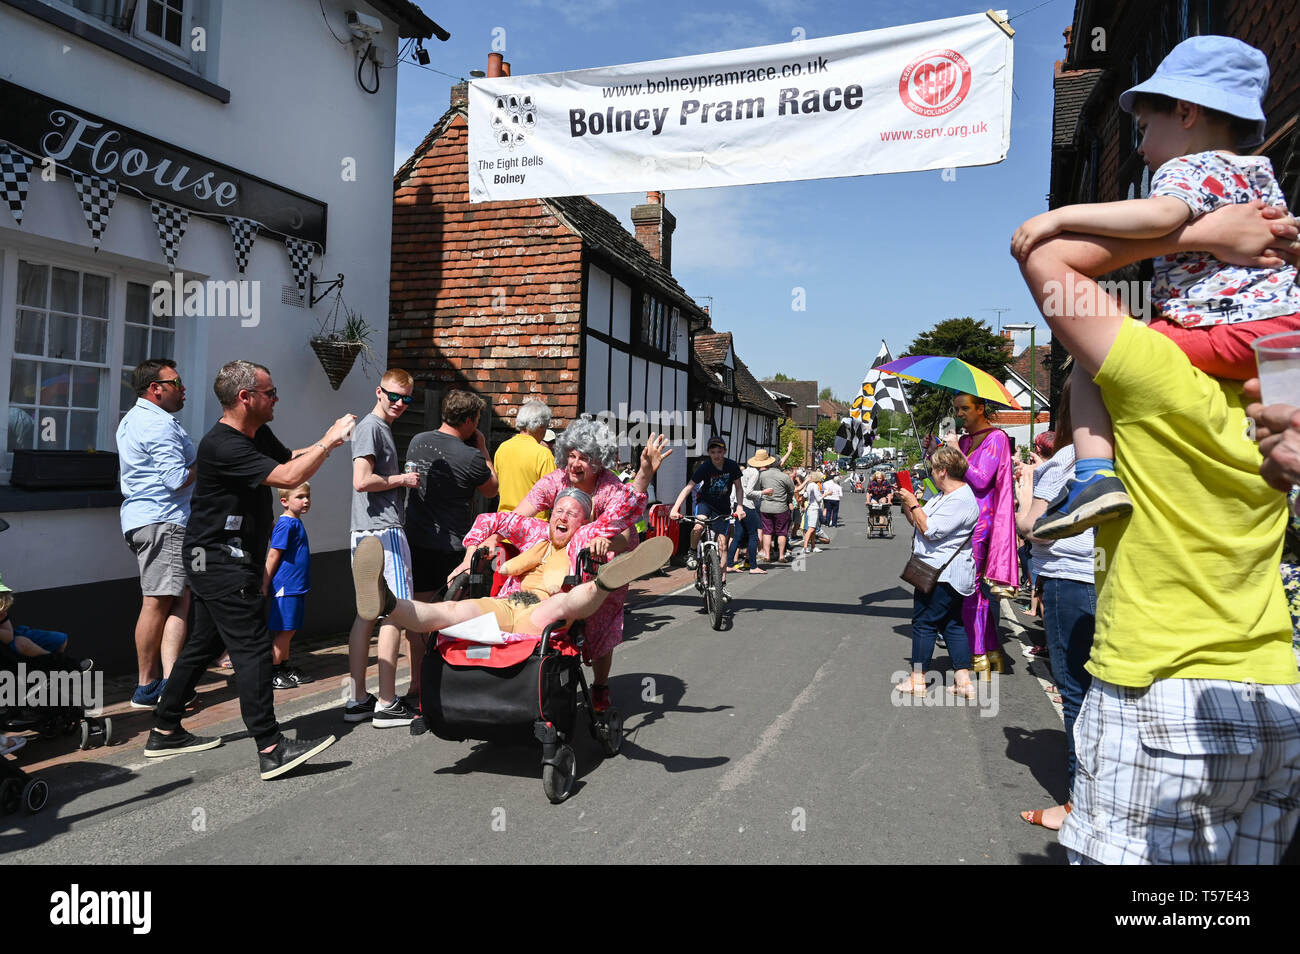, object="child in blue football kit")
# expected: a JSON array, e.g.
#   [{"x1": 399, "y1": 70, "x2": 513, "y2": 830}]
[{"x1": 264, "y1": 483, "x2": 314, "y2": 689}]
